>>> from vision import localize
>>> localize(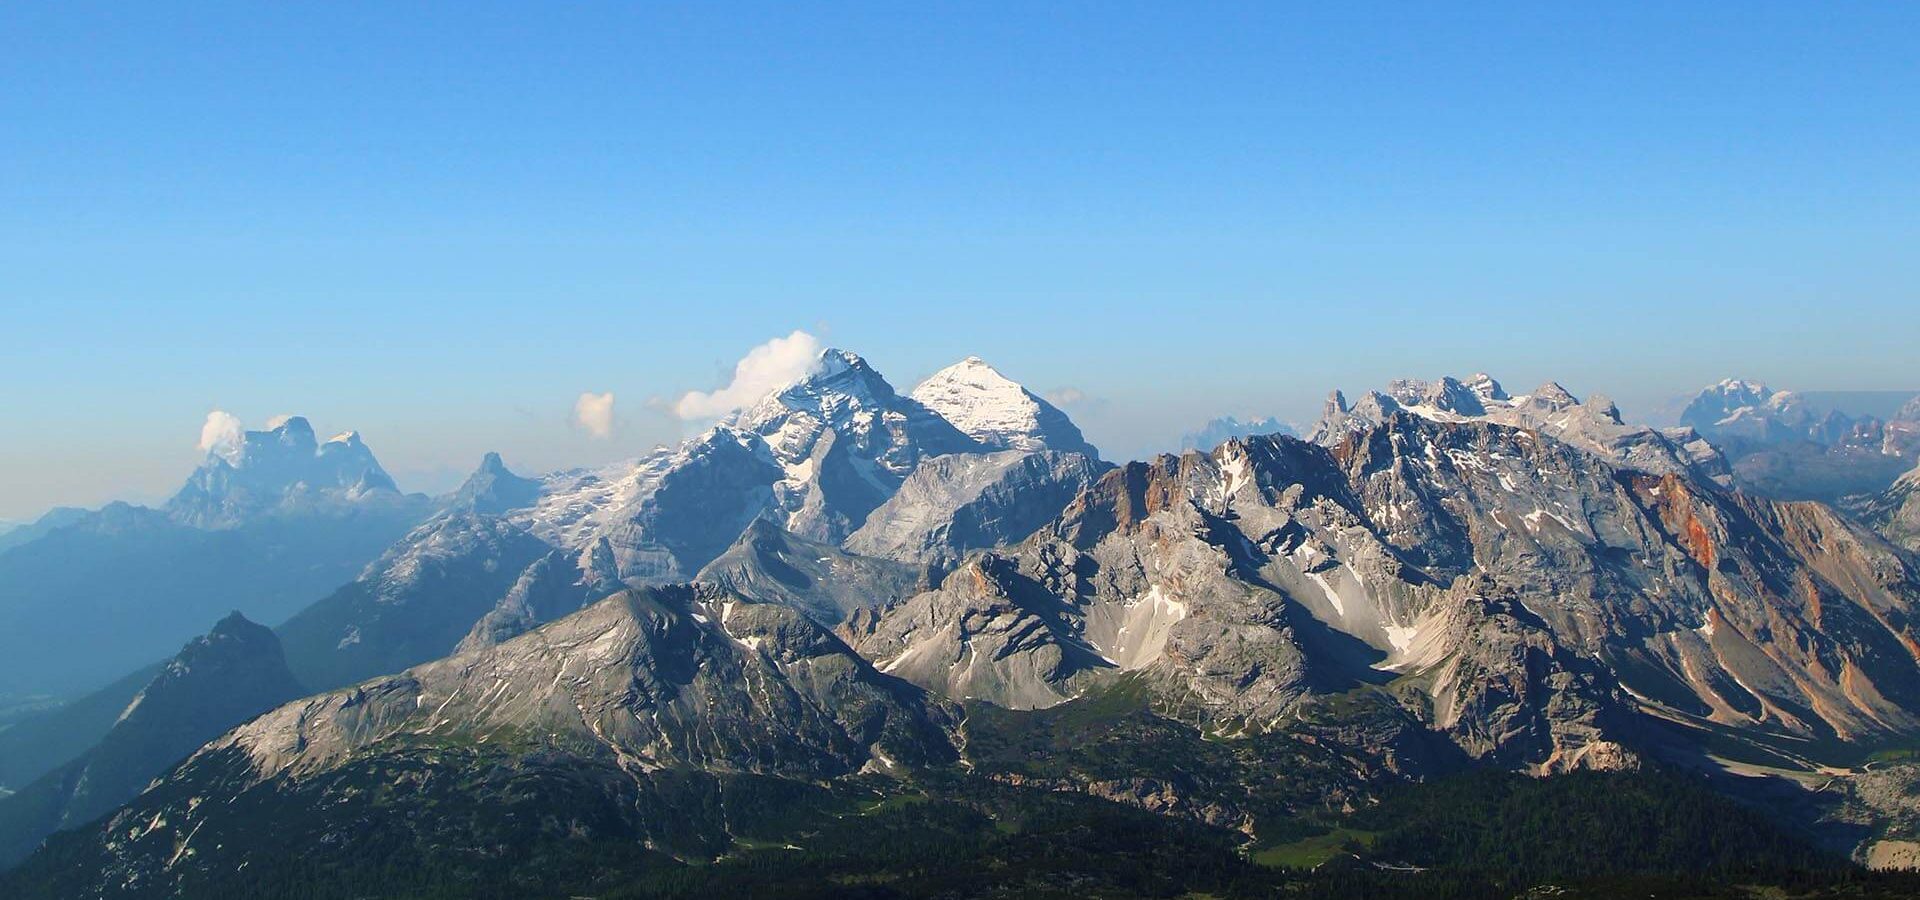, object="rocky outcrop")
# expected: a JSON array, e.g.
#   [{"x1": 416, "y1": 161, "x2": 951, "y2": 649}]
[
  {"x1": 840, "y1": 555, "x2": 1116, "y2": 710},
  {"x1": 1853, "y1": 462, "x2": 1920, "y2": 554},
  {"x1": 236, "y1": 585, "x2": 955, "y2": 782},
  {"x1": 843, "y1": 449, "x2": 1108, "y2": 573},
  {"x1": 454, "y1": 542, "x2": 622, "y2": 653},
  {"x1": 696, "y1": 518, "x2": 923, "y2": 626}
]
